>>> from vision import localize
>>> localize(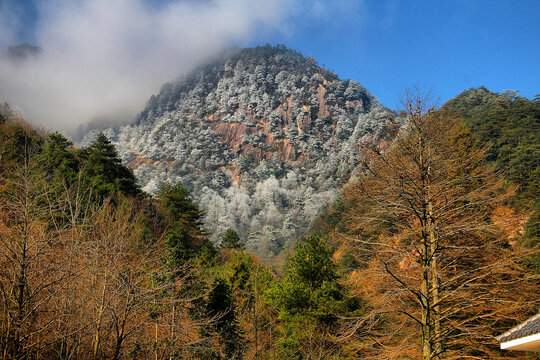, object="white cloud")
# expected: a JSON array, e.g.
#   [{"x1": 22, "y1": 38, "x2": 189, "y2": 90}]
[{"x1": 0, "y1": 0, "x2": 291, "y2": 134}]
